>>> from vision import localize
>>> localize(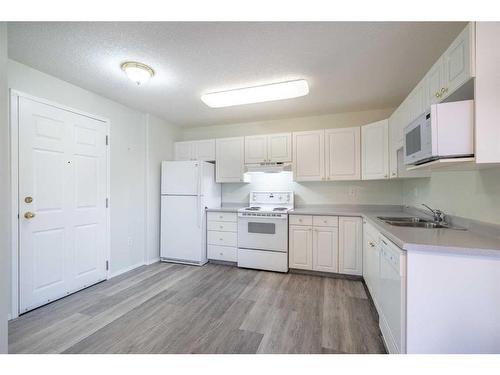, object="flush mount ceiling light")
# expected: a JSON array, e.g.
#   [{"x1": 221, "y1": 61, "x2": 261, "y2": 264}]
[
  {"x1": 121, "y1": 61, "x2": 155, "y2": 85},
  {"x1": 201, "y1": 79, "x2": 309, "y2": 108}
]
